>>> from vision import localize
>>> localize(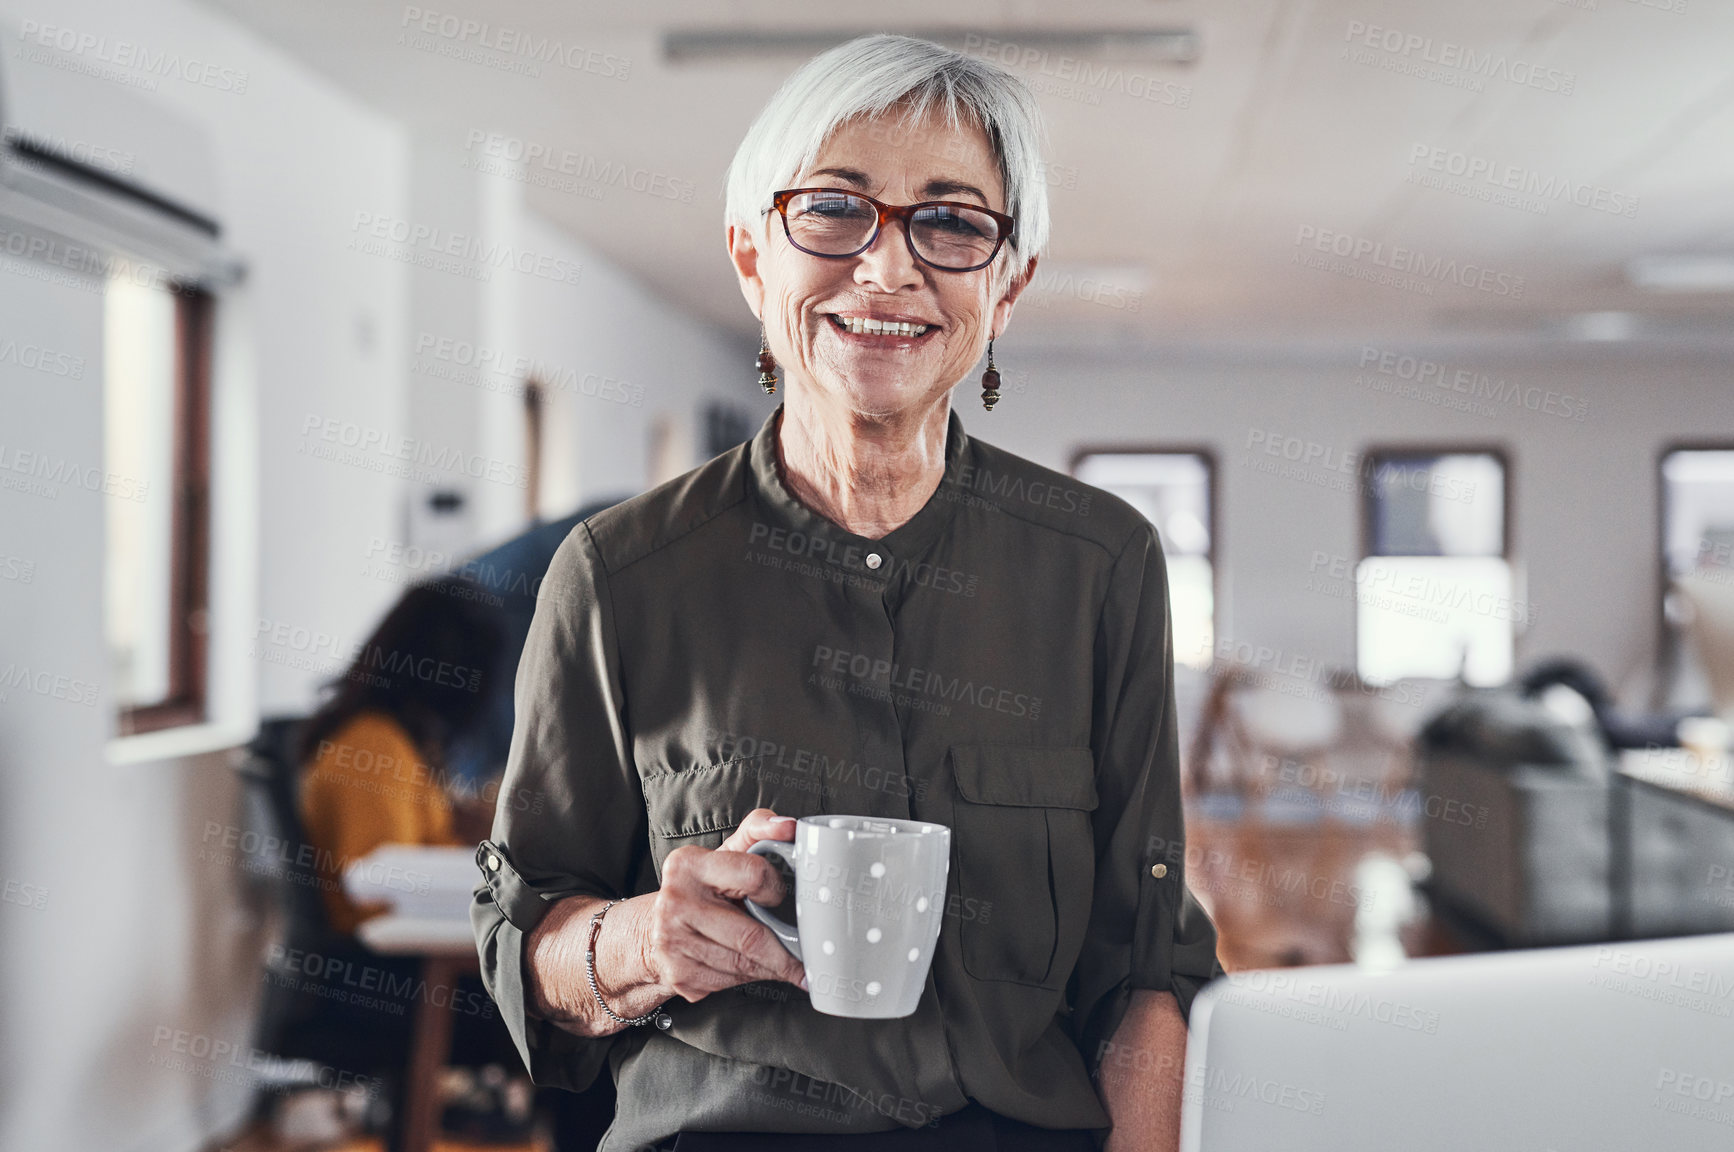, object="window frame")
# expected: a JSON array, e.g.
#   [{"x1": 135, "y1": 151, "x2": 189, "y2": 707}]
[
  {"x1": 115, "y1": 283, "x2": 214, "y2": 736},
  {"x1": 1357, "y1": 444, "x2": 1512, "y2": 562},
  {"x1": 1657, "y1": 440, "x2": 1734, "y2": 677},
  {"x1": 1355, "y1": 444, "x2": 1515, "y2": 685},
  {"x1": 1067, "y1": 442, "x2": 1219, "y2": 634}
]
